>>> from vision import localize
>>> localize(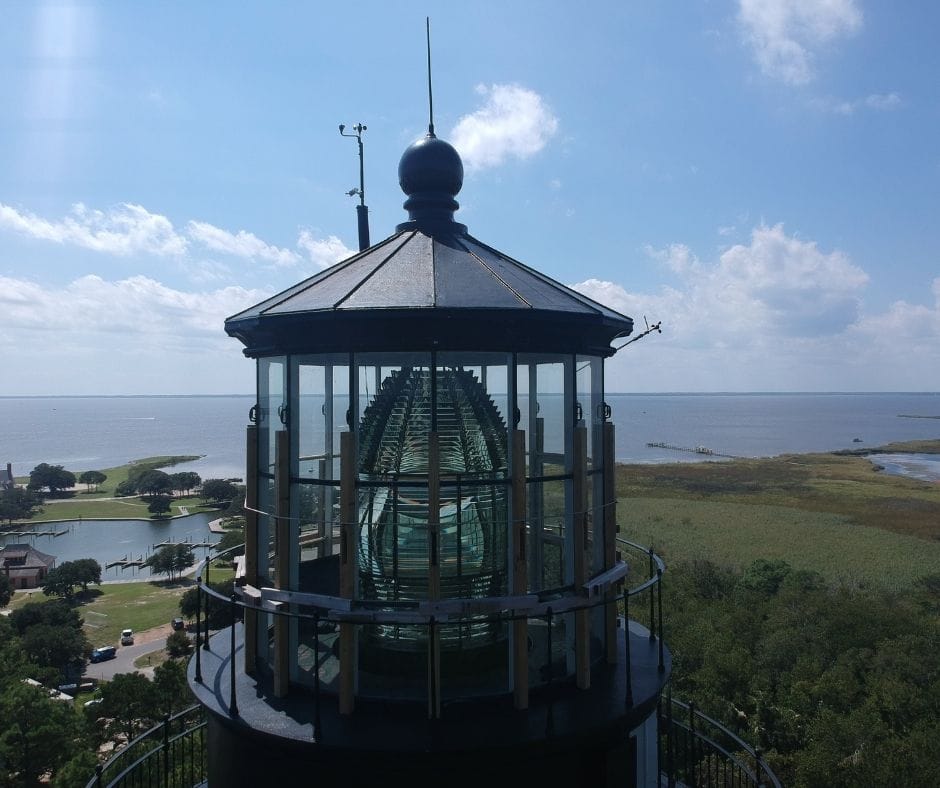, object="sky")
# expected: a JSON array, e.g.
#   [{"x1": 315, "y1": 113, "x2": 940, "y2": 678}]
[{"x1": 1, "y1": 0, "x2": 939, "y2": 395}]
